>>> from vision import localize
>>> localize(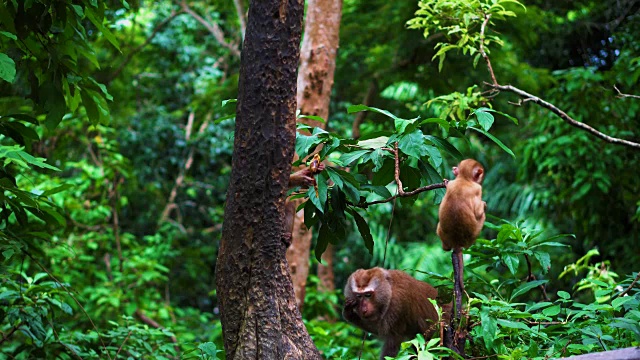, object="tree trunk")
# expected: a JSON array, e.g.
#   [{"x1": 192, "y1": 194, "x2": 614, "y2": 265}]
[
  {"x1": 215, "y1": 0, "x2": 321, "y2": 358},
  {"x1": 287, "y1": 0, "x2": 343, "y2": 310}
]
